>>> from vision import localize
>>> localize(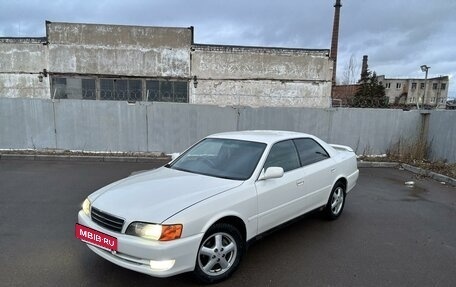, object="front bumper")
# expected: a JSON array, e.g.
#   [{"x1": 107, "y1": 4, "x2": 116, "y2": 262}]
[{"x1": 77, "y1": 210, "x2": 203, "y2": 277}]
